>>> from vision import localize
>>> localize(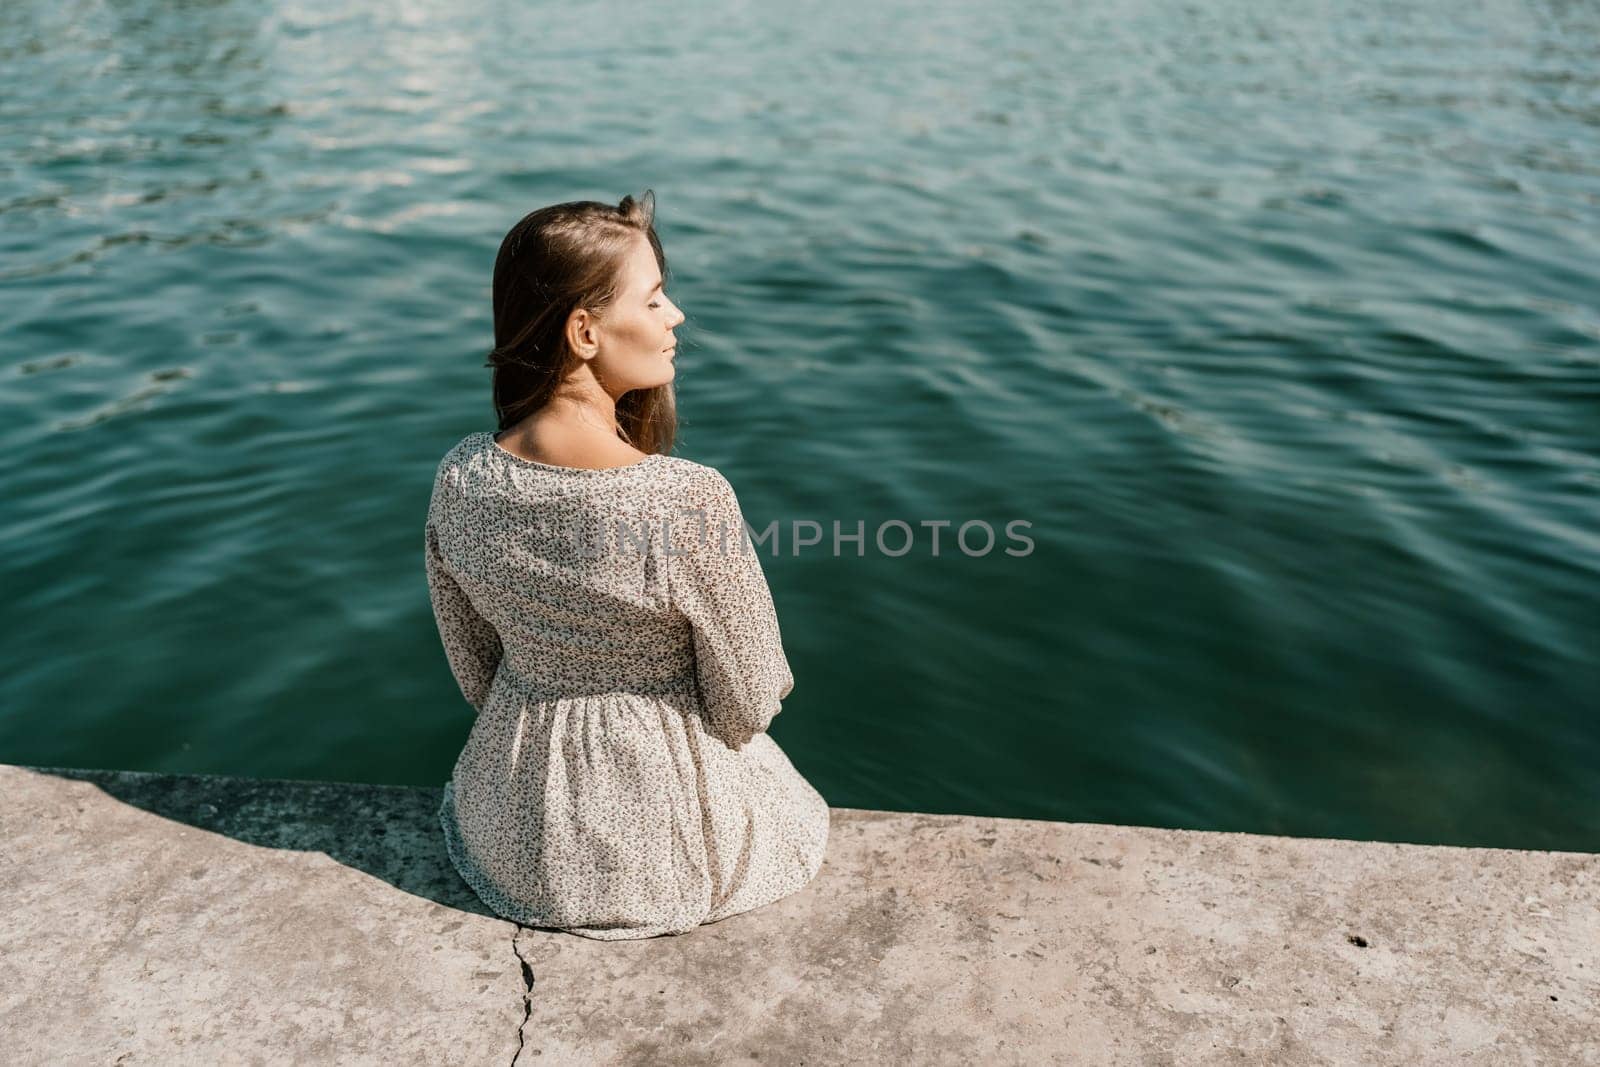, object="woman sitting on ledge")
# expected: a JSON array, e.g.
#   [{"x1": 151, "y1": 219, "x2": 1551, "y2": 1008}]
[{"x1": 423, "y1": 190, "x2": 830, "y2": 940}]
